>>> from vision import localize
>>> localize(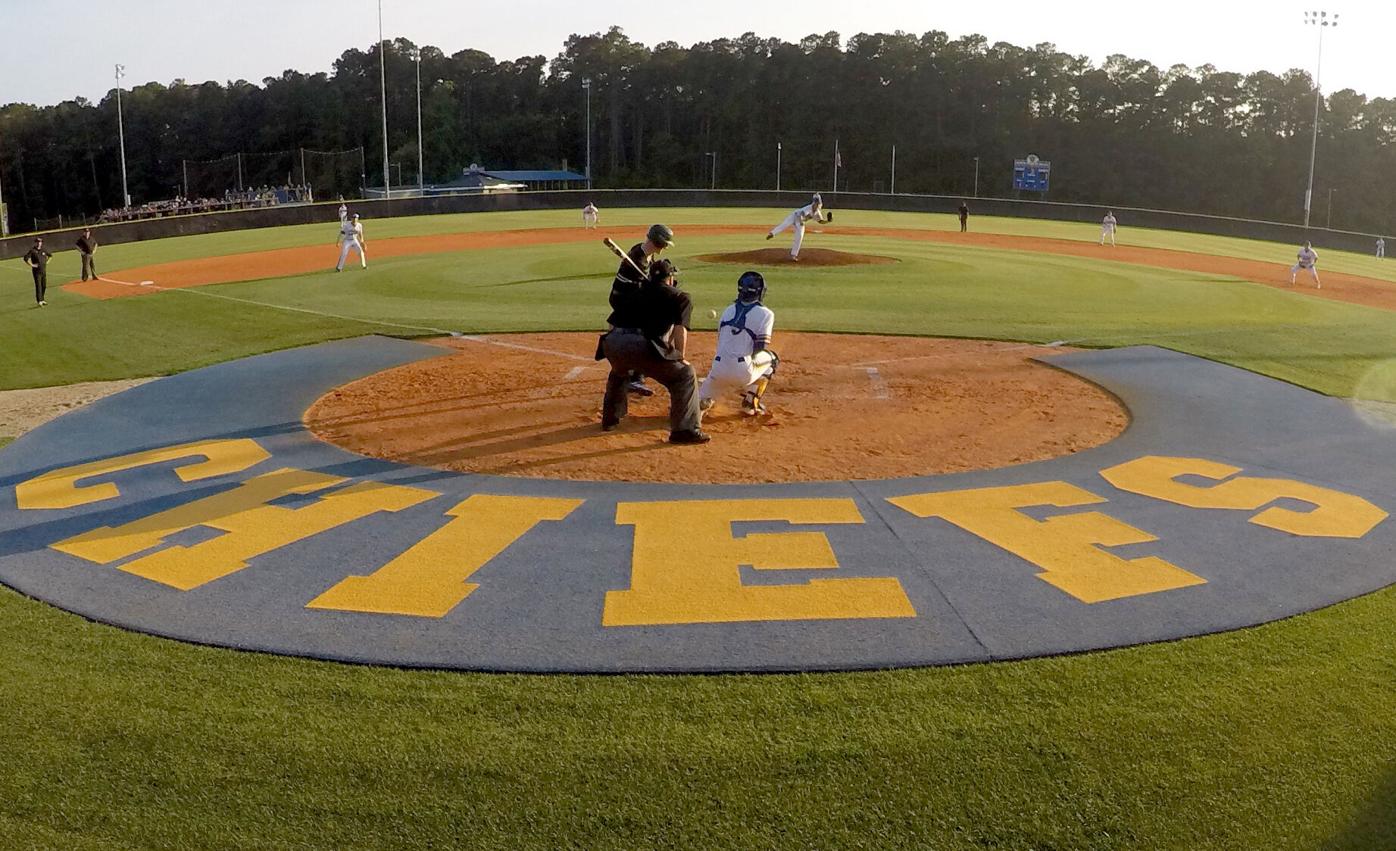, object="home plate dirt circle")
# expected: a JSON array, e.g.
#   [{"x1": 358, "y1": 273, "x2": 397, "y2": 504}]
[{"x1": 305, "y1": 333, "x2": 1129, "y2": 484}]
